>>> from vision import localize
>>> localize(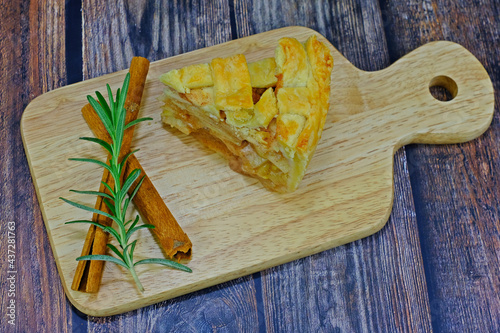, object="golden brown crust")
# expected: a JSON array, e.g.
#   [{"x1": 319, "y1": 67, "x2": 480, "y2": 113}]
[
  {"x1": 180, "y1": 63, "x2": 213, "y2": 90},
  {"x1": 306, "y1": 35, "x2": 334, "y2": 91},
  {"x1": 276, "y1": 113, "x2": 306, "y2": 149},
  {"x1": 160, "y1": 35, "x2": 333, "y2": 192},
  {"x1": 160, "y1": 63, "x2": 213, "y2": 93},
  {"x1": 276, "y1": 87, "x2": 312, "y2": 118},
  {"x1": 275, "y1": 37, "x2": 309, "y2": 88},
  {"x1": 249, "y1": 87, "x2": 278, "y2": 128},
  {"x1": 248, "y1": 58, "x2": 278, "y2": 88},
  {"x1": 211, "y1": 54, "x2": 254, "y2": 111}
]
